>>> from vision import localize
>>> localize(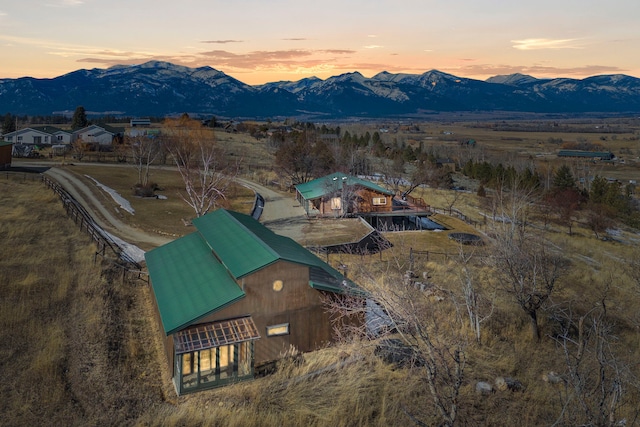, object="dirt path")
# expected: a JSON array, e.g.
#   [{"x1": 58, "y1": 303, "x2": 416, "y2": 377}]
[
  {"x1": 235, "y1": 177, "x2": 309, "y2": 240},
  {"x1": 44, "y1": 167, "x2": 172, "y2": 248}
]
